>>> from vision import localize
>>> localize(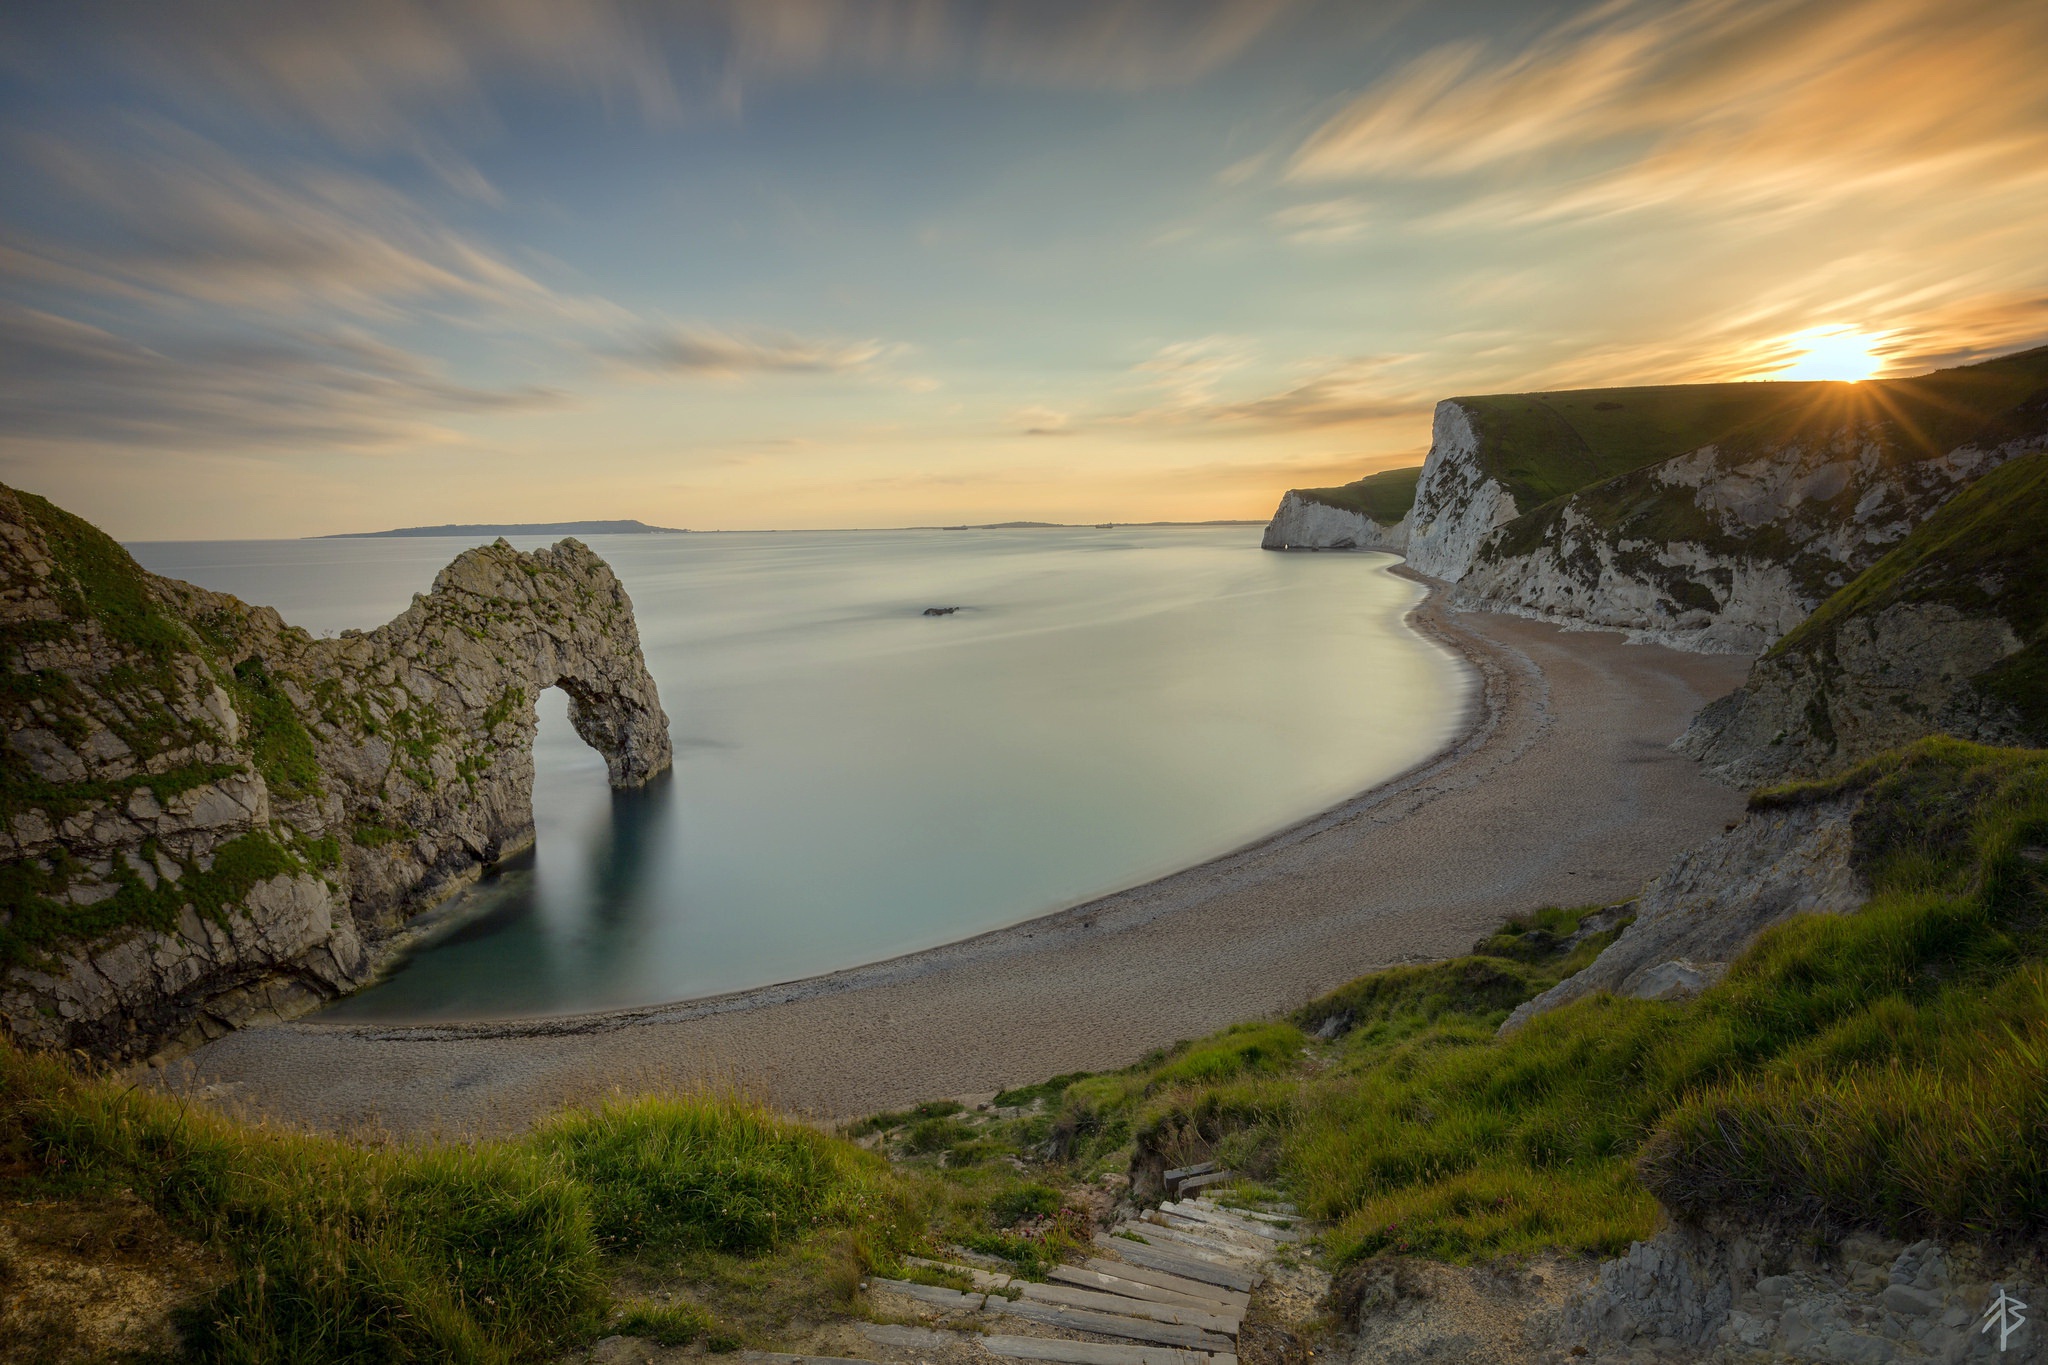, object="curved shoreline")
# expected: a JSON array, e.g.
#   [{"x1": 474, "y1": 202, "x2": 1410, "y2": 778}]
[
  {"x1": 305, "y1": 567, "x2": 1502, "y2": 1044},
  {"x1": 179, "y1": 576, "x2": 1753, "y2": 1135}
]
